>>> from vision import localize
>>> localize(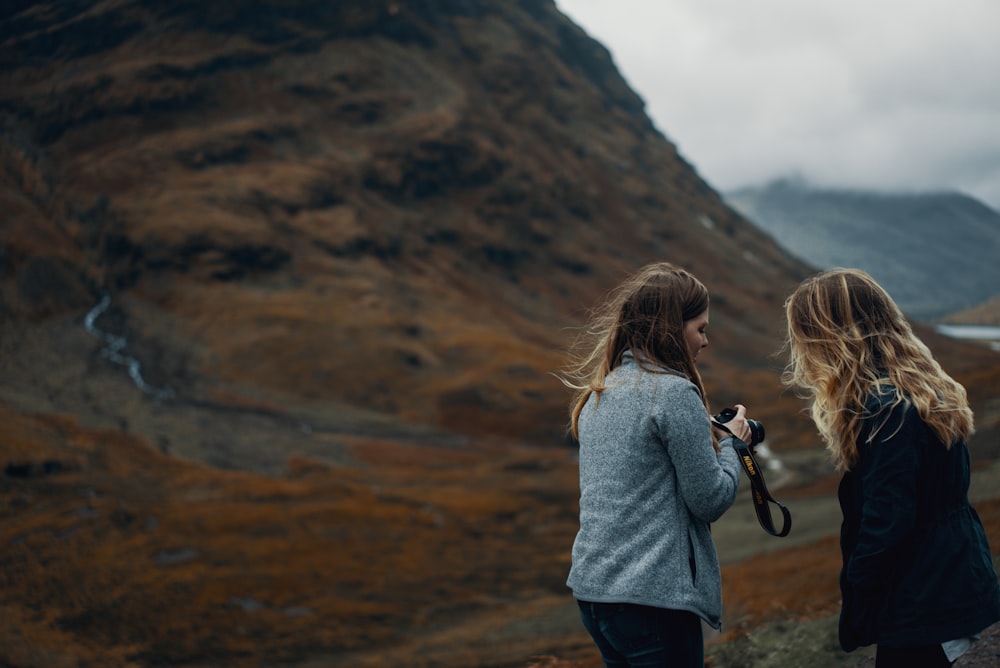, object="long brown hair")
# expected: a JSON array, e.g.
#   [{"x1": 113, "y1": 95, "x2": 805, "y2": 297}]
[
  {"x1": 783, "y1": 268, "x2": 974, "y2": 471},
  {"x1": 560, "y1": 262, "x2": 711, "y2": 440}
]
